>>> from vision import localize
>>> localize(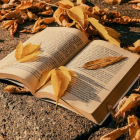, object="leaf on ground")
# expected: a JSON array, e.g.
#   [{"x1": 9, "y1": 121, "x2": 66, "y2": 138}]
[
  {"x1": 1, "y1": 20, "x2": 15, "y2": 28},
  {"x1": 83, "y1": 56, "x2": 126, "y2": 70},
  {"x1": 128, "y1": 115, "x2": 140, "y2": 140},
  {"x1": 16, "y1": 0, "x2": 34, "y2": 10},
  {"x1": 27, "y1": 9, "x2": 38, "y2": 20},
  {"x1": 8, "y1": 20, "x2": 18, "y2": 36},
  {"x1": 100, "y1": 123, "x2": 134, "y2": 140},
  {"x1": 4, "y1": 85, "x2": 30, "y2": 93},
  {"x1": 133, "y1": 86, "x2": 140, "y2": 92},
  {"x1": 128, "y1": 0, "x2": 140, "y2": 4},
  {"x1": 87, "y1": 17, "x2": 121, "y2": 47},
  {"x1": 57, "y1": 0, "x2": 74, "y2": 9},
  {"x1": 38, "y1": 10, "x2": 54, "y2": 16},
  {"x1": 15, "y1": 41, "x2": 41, "y2": 62},
  {"x1": 2, "y1": 0, "x2": 9, "y2": 3},
  {"x1": 67, "y1": 6, "x2": 86, "y2": 29},
  {"x1": 133, "y1": 3, "x2": 140, "y2": 10},
  {"x1": 104, "y1": 0, "x2": 121, "y2": 5},
  {"x1": 128, "y1": 39, "x2": 140, "y2": 53},
  {"x1": 114, "y1": 94, "x2": 140, "y2": 118},
  {"x1": 41, "y1": 17, "x2": 55, "y2": 24}
]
